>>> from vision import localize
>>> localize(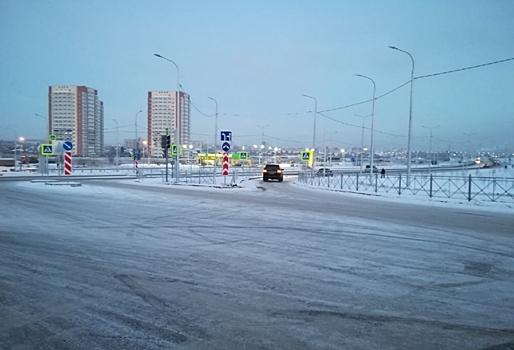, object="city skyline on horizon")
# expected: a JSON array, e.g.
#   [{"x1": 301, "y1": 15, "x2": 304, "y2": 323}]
[{"x1": 1, "y1": 1, "x2": 513, "y2": 153}]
